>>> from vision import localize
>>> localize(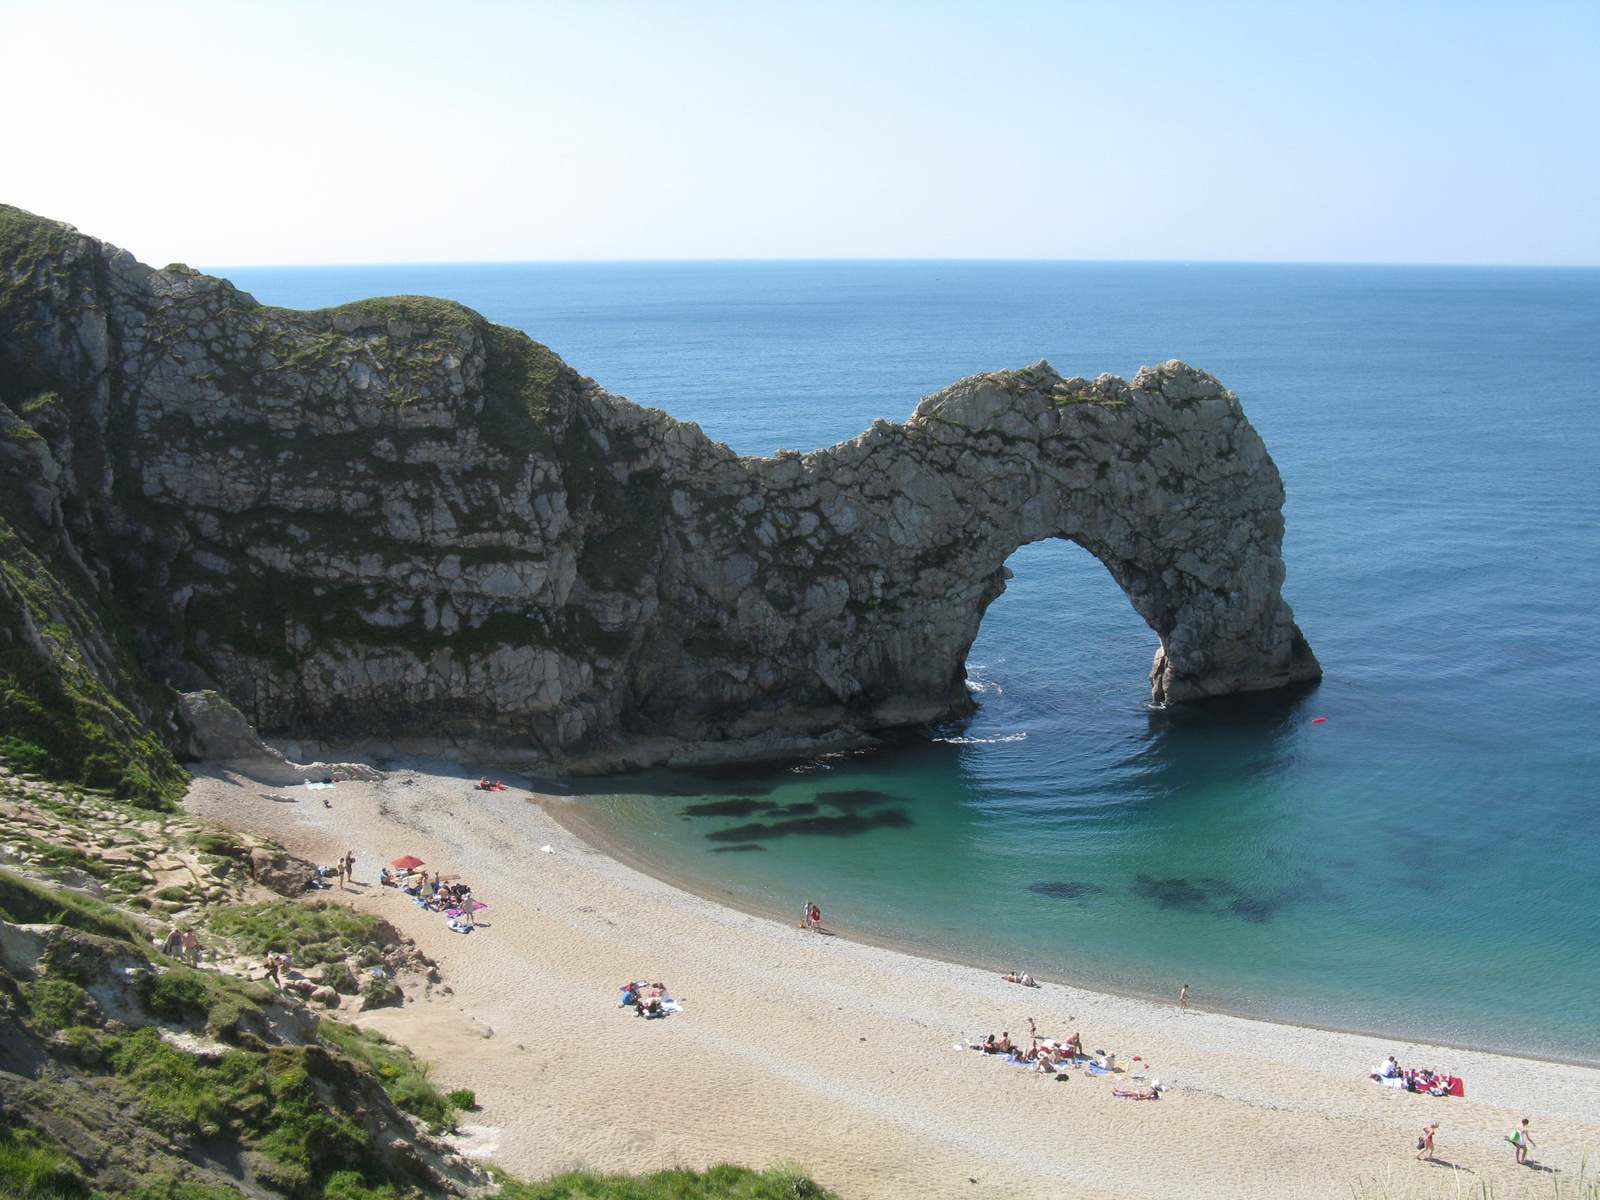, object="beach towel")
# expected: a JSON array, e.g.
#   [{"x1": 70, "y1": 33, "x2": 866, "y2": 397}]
[
  {"x1": 1086, "y1": 1063, "x2": 1110, "y2": 1075},
  {"x1": 1448, "y1": 1076, "x2": 1464, "y2": 1097},
  {"x1": 1373, "y1": 1075, "x2": 1405, "y2": 1089},
  {"x1": 304, "y1": 781, "x2": 334, "y2": 790}
]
